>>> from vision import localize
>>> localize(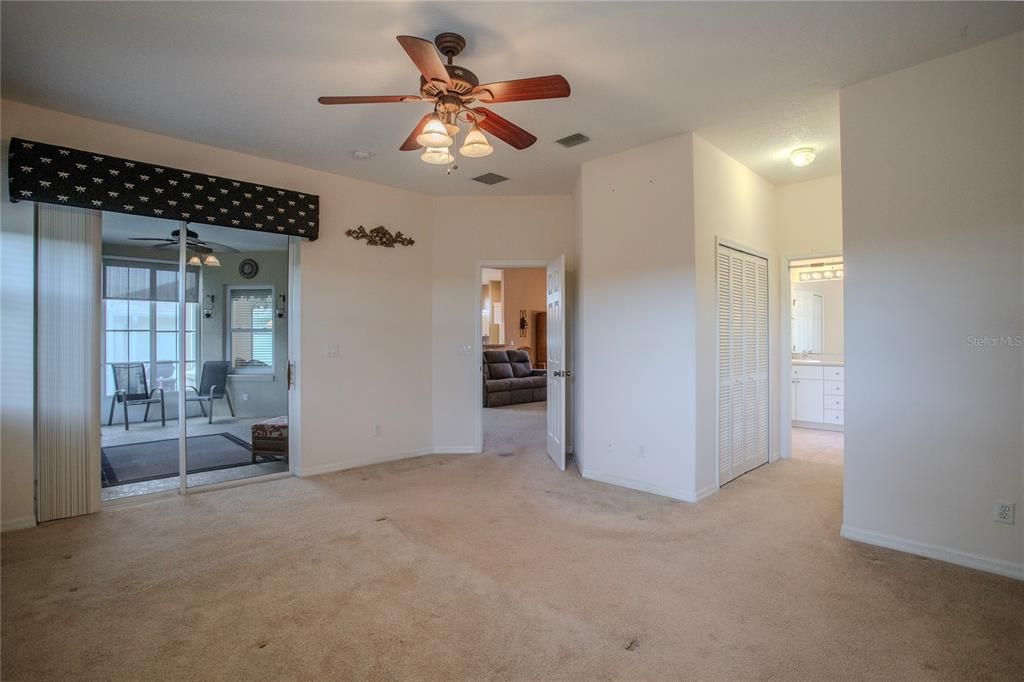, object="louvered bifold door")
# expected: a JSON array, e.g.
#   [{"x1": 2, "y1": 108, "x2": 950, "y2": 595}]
[
  {"x1": 717, "y1": 248, "x2": 733, "y2": 484},
  {"x1": 717, "y1": 245, "x2": 769, "y2": 485},
  {"x1": 36, "y1": 204, "x2": 102, "y2": 522}
]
